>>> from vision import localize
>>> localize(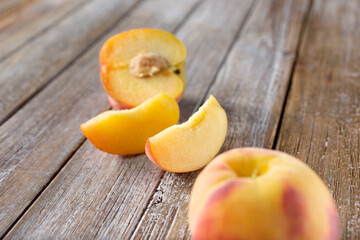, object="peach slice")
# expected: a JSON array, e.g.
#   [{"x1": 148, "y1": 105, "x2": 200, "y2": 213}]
[
  {"x1": 146, "y1": 95, "x2": 228, "y2": 172},
  {"x1": 100, "y1": 28, "x2": 186, "y2": 109},
  {"x1": 80, "y1": 94, "x2": 179, "y2": 155}
]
